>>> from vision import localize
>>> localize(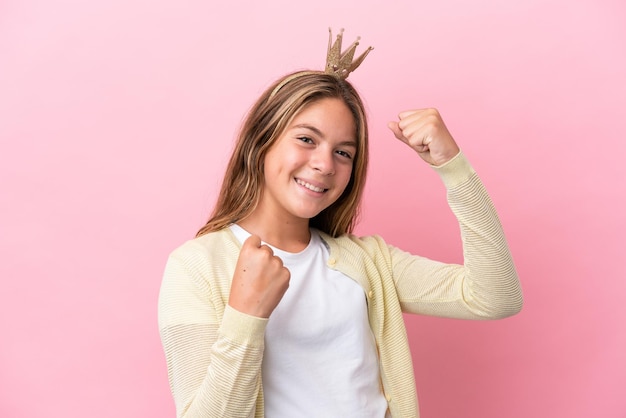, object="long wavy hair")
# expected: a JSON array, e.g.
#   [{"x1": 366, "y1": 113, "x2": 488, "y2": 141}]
[{"x1": 196, "y1": 72, "x2": 369, "y2": 238}]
